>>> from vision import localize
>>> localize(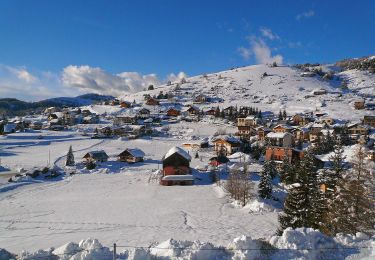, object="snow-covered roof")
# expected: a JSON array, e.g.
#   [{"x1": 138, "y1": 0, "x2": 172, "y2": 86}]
[
  {"x1": 212, "y1": 135, "x2": 241, "y2": 144},
  {"x1": 162, "y1": 175, "x2": 194, "y2": 181},
  {"x1": 273, "y1": 124, "x2": 293, "y2": 130},
  {"x1": 266, "y1": 132, "x2": 292, "y2": 138},
  {"x1": 125, "y1": 148, "x2": 145, "y2": 158},
  {"x1": 163, "y1": 146, "x2": 192, "y2": 161}
]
